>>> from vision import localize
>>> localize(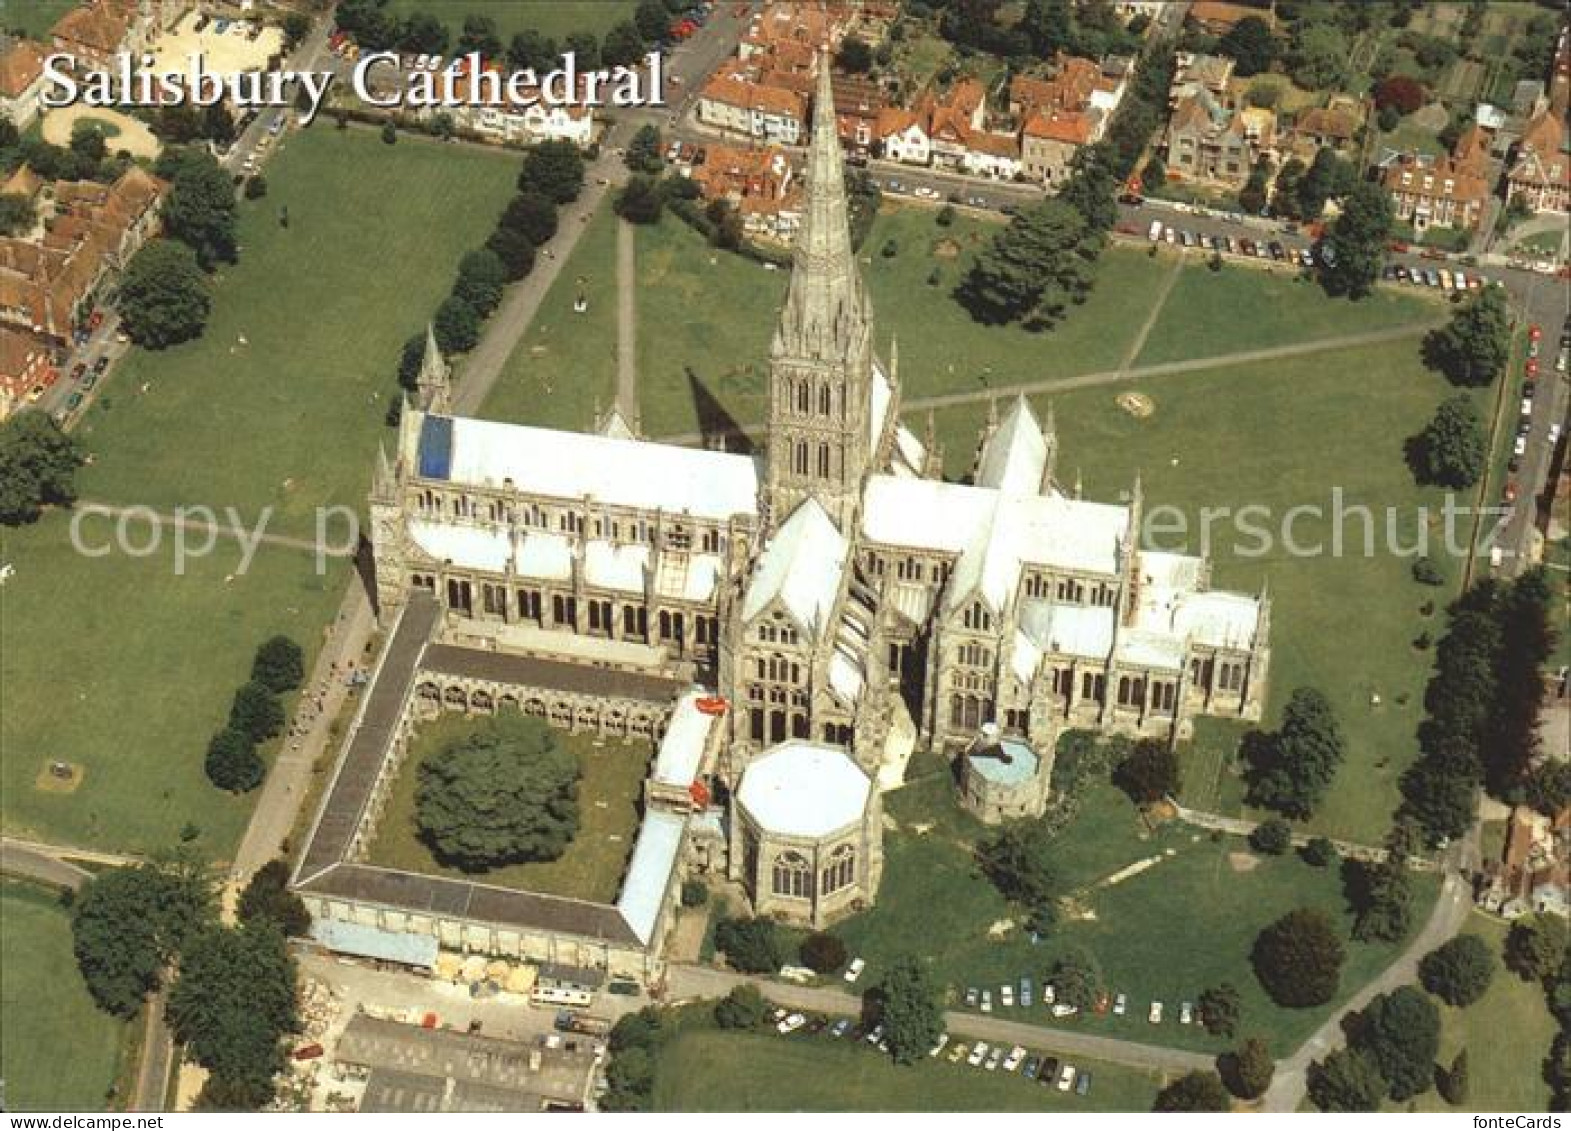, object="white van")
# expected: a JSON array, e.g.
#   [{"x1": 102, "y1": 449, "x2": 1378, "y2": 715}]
[{"x1": 1147, "y1": 220, "x2": 1163, "y2": 242}]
